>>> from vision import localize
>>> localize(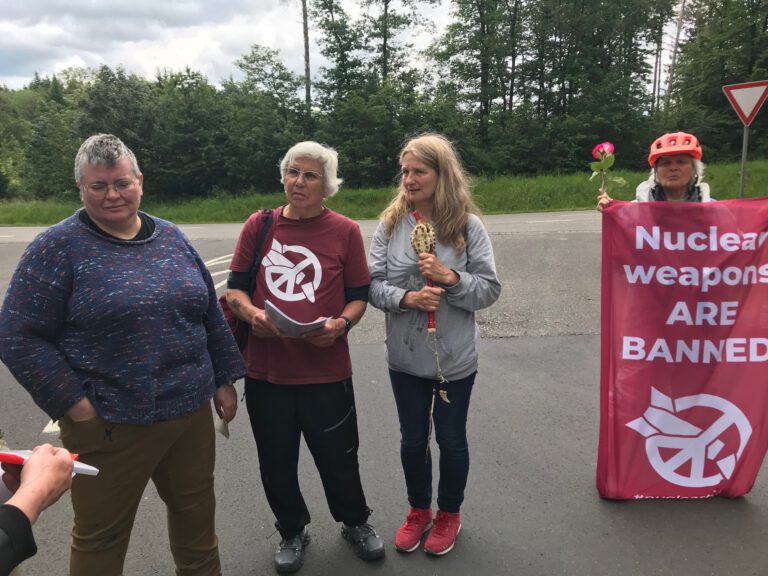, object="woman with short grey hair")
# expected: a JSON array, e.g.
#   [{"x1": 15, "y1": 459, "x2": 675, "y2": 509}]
[{"x1": 0, "y1": 133, "x2": 244, "y2": 575}]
